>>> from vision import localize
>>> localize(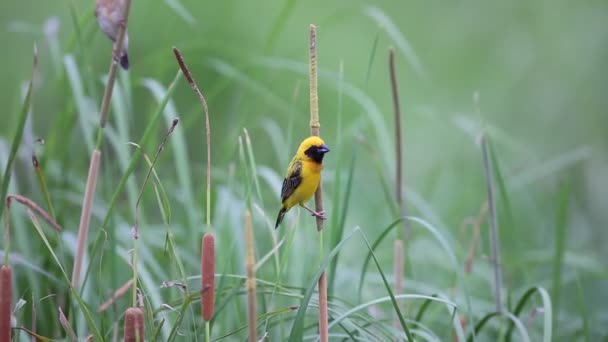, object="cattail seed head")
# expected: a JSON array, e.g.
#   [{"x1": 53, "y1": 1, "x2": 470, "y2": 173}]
[
  {"x1": 0, "y1": 265, "x2": 12, "y2": 341},
  {"x1": 123, "y1": 307, "x2": 144, "y2": 342},
  {"x1": 202, "y1": 233, "x2": 215, "y2": 321}
]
